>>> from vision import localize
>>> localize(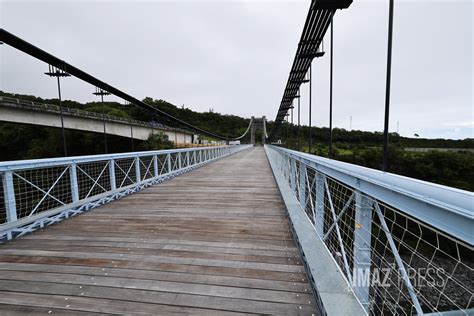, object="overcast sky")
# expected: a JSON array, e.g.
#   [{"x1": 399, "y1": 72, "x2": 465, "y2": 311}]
[{"x1": 1, "y1": 0, "x2": 472, "y2": 139}]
